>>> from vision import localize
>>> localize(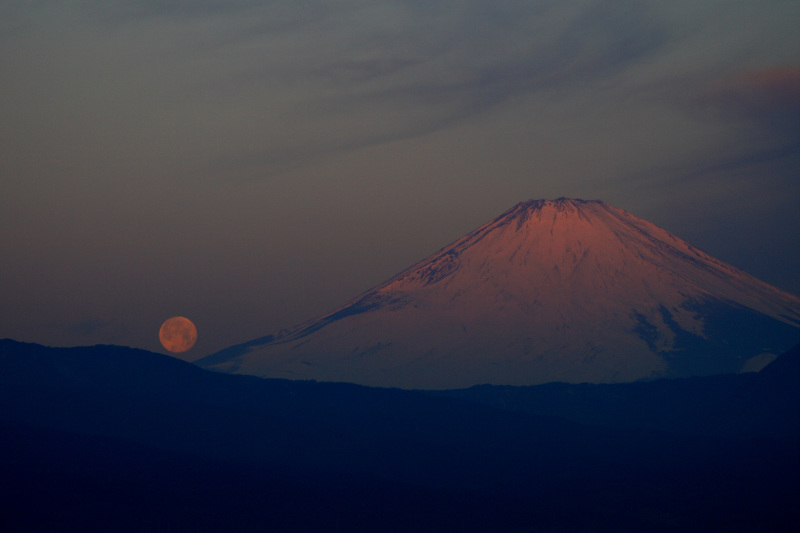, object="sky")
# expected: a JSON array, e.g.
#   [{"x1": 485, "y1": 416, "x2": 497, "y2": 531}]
[{"x1": 2, "y1": 0, "x2": 799, "y2": 360}]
